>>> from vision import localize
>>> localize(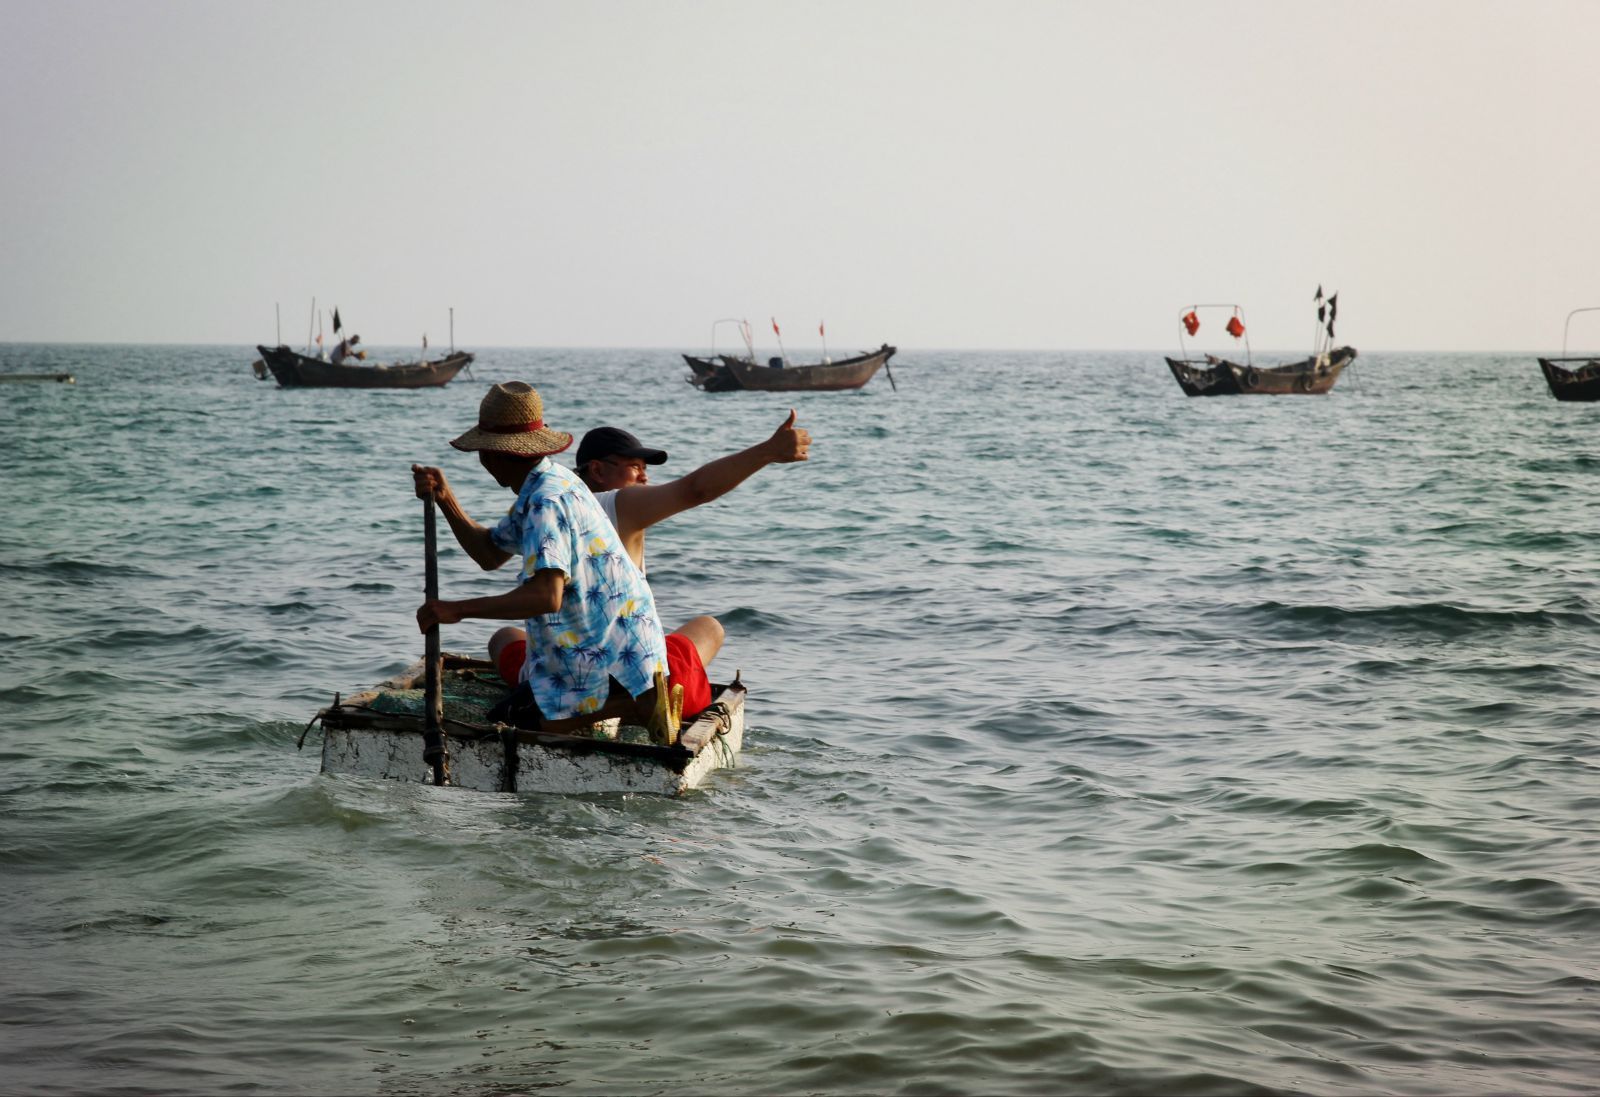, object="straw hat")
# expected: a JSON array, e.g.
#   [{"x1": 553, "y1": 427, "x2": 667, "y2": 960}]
[{"x1": 449, "y1": 382, "x2": 573, "y2": 456}]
